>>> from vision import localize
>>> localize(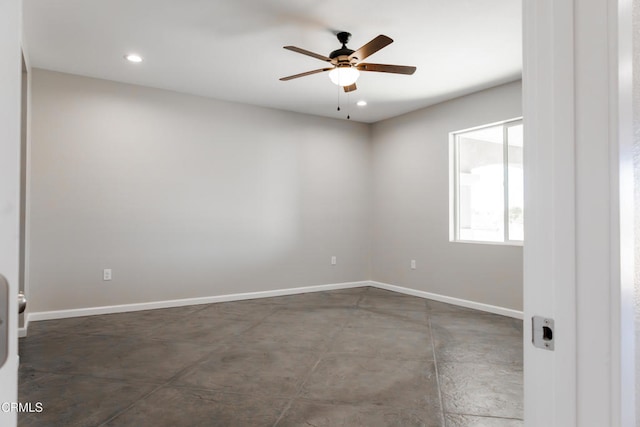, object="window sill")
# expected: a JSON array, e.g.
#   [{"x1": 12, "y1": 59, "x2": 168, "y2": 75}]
[{"x1": 450, "y1": 239, "x2": 524, "y2": 247}]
